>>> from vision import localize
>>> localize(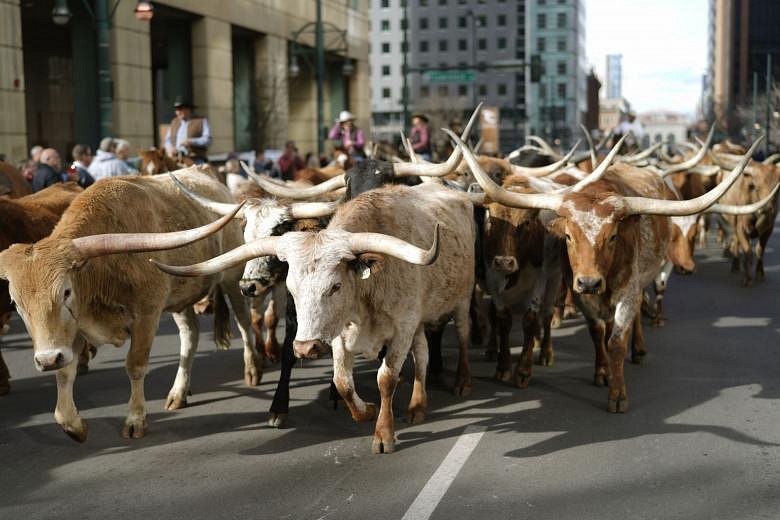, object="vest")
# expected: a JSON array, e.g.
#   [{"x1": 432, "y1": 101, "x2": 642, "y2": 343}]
[{"x1": 169, "y1": 116, "x2": 207, "y2": 159}]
